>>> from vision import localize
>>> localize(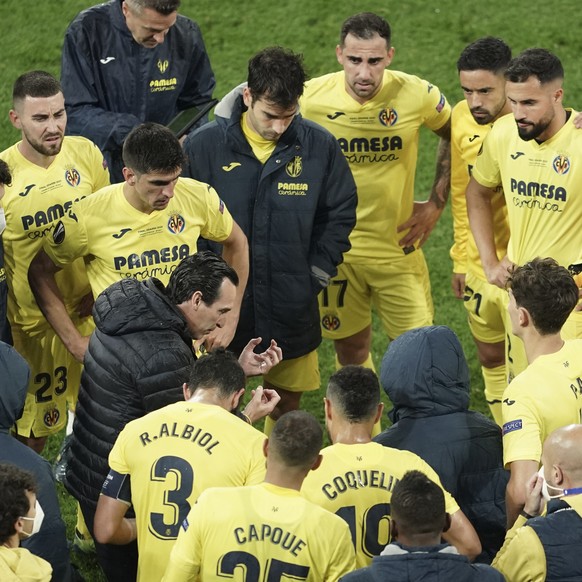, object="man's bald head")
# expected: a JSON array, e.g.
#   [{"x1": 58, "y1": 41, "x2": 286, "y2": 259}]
[{"x1": 542, "y1": 424, "x2": 582, "y2": 488}]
